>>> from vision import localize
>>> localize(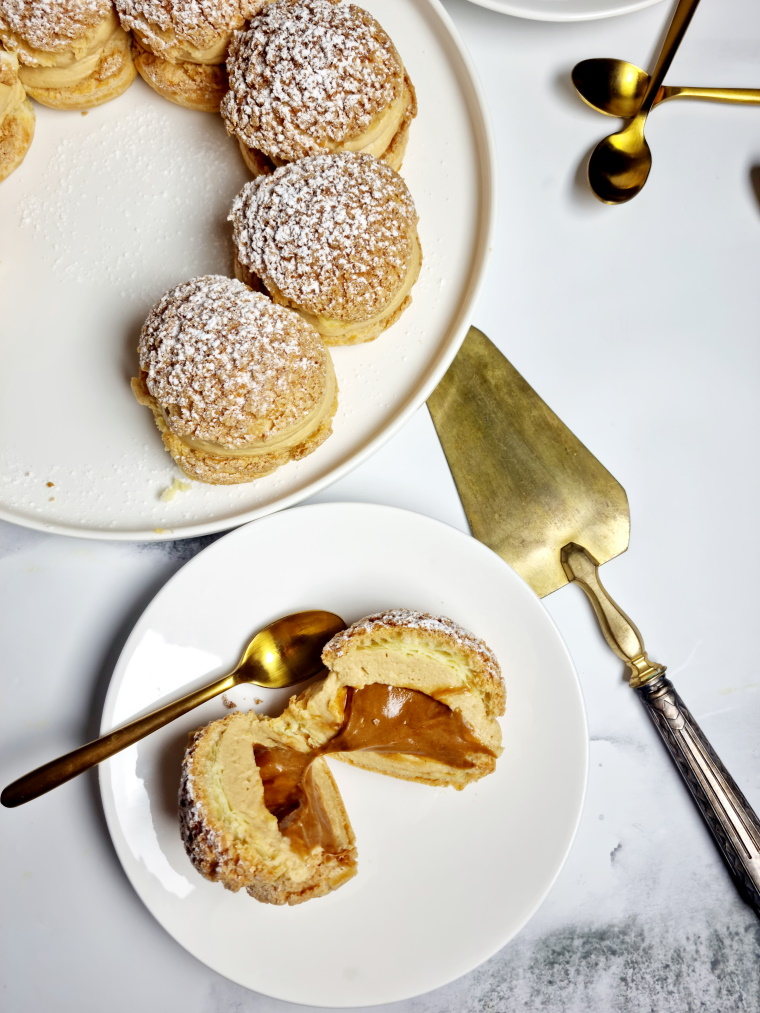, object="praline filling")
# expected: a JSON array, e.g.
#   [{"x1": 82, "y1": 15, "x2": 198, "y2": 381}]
[{"x1": 253, "y1": 683, "x2": 496, "y2": 854}]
